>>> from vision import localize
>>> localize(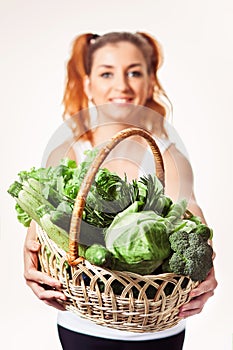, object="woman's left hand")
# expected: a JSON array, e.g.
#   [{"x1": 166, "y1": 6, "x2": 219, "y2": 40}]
[{"x1": 179, "y1": 267, "x2": 217, "y2": 318}]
